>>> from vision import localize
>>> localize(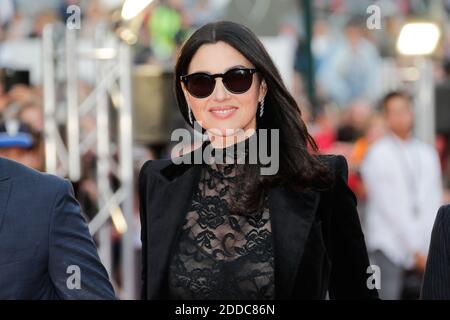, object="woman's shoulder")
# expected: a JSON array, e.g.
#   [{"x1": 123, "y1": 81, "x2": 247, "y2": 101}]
[
  {"x1": 140, "y1": 159, "x2": 172, "y2": 174},
  {"x1": 138, "y1": 159, "x2": 174, "y2": 184},
  {"x1": 317, "y1": 154, "x2": 349, "y2": 183}
]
